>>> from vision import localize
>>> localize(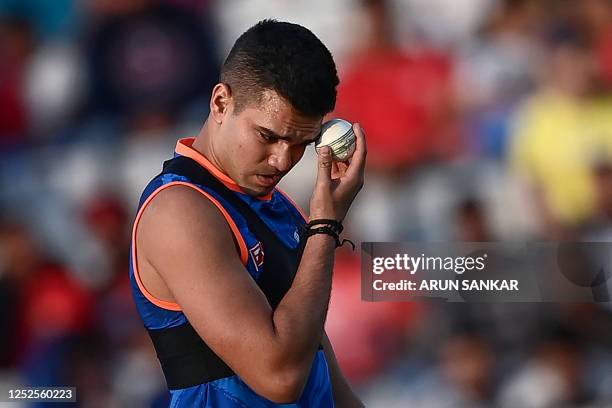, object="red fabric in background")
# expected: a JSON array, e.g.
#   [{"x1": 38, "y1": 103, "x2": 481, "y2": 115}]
[
  {"x1": 0, "y1": 64, "x2": 27, "y2": 146},
  {"x1": 22, "y1": 264, "x2": 94, "y2": 343},
  {"x1": 596, "y1": 27, "x2": 612, "y2": 87},
  {"x1": 325, "y1": 252, "x2": 423, "y2": 385},
  {"x1": 334, "y1": 49, "x2": 453, "y2": 171}
]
